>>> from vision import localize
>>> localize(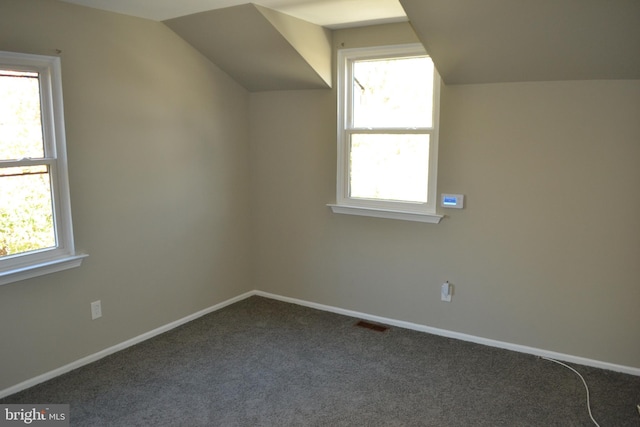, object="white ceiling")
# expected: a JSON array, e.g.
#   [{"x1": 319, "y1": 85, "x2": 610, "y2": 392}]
[{"x1": 59, "y1": 0, "x2": 408, "y2": 28}]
